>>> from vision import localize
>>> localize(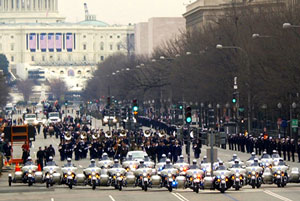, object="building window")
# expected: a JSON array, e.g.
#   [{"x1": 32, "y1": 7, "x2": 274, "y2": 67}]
[
  {"x1": 117, "y1": 35, "x2": 120, "y2": 39},
  {"x1": 100, "y1": 42, "x2": 104, "y2": 50},
  {"x1": 60, "y1": 70, "x2": 64, "y2": 75},
  {"x1": 110, "y1": 35, "x2": 113, "y2": 39},
  {"x1": 42, "y1": 55, "x2": 45, "y2": 61},
  {"x1": 50, "y1": 55, "x2": 53, "y2": 60},
  {"x1": 100, "y1": 56, "x2": 104, "y2": 61},
  {"x1": 83, "y1": 35, "x2": 86, "y2": 38},
  {"x1": 11, "y1": 56, "x2": 14, "y2": 62},
  {"x1": 11, "y1": 44, "x2": 14, "y2": 51},
  {"x1": 110, "y1": 44, "x2": 113, "y2": 50},
  {"x1": 77, "y1": 70, "x2": 82, "y2": 75},
  {"x1": 31, "y1": 56, "x2": 34, "y2": 61},
  {"x1": 57, "y1": 55, "x2": 61, "y2": 61},
  {"x1": 10, "y1": 35, "x2": 14, "y2": 39},
  {"x1": 117, "y1": 44, "x2": 121, "y2": 51},
  {"x1": 83, "y1": 55, "x2": 86, "y2": 61},
  {"x1": 83, "y1": 44, "x2": 86, "y2": 50},
  {"x1": 100, "y1": 35, "x2": 103, "y2": 39}
]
